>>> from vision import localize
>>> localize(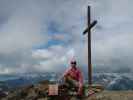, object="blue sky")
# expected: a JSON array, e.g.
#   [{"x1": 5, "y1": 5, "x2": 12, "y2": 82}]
[{"x1": 0, "y1": 0, "x2": 133, "y2": 74}]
